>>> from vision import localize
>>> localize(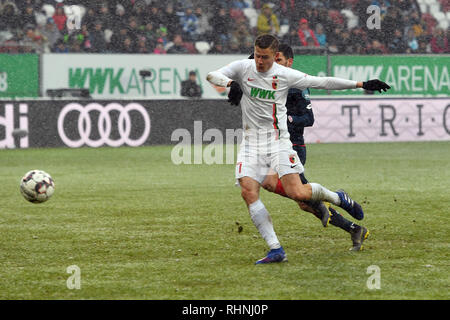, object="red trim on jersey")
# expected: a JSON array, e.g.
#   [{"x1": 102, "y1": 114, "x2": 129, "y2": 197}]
[
  {"x1": 292, "y1": 144, "x2": 306, "y2": 147},
  {"x1": 272, "y1": 103, "x2": 279, "y2": 140}
]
